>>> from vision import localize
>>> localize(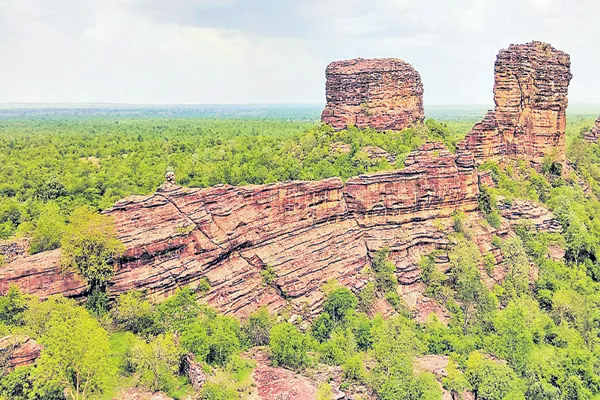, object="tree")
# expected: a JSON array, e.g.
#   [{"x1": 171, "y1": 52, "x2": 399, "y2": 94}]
[
  {"x1": 502, "y1": 237, "x2": 530, "y2": 294},
  {"x1": 0, "y1": 285, "x2": 27, "y2": 326},
  {"x1": 357, "y1": 282, "x2": 376, "y2": 312},
  {"x1": 491, "y1": 302, "x2": 534, "y2": 373},
  {"x1": 60, "y1": 206, "x2": 124, "y2": 291},
  {"x1": 29, "y1": 202, "x2": 65, "y2": 254},
  {"x1": 323, "y1": 287, "x2": 357, "y2": 323},
  {"x1": 130, "y1": 333, "x2": 182, "y2": 393},
  {"x1": 112, "y1": 291, "x2": 156, "y2": 335},
  {"x1": 154, "y1": 287, "x2": 201, "y2": 333},
  {"x1": 311, "y1": 312, "x2": 334, "y2": 343},
  {"x1": 270, "y1": 323, "x2": 309, "y2": 369},
  {"x1": 29, "y1": 298, "x2": 116, "y2": 400},
  {"x1": 181, "y1": 314, "x2": 242, "y2": 366},
  {"x1": 448, "y1": 239, "x2": 491, "y2": 333},
  {"x1": 205, "y1": 315, "x2": 242, "y2": 366},
  {"x1": 319, "y1": 328, "x2": 356, "y2": 365},
  {"x1": 243, "y1": 306, "x2": 274, "y2": 346},
  {"x1": 442, "y1": 359, "x2": 470, "y2": 399},
  {"x1": 465, "y1": 351, "x2": 525, "y2": 400},
  {"x1": 372, "y1": 248, "x2": 398, "y2": 293}
]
